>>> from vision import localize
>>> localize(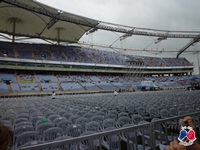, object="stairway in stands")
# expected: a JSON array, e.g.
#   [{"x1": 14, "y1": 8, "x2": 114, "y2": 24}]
[{"x1": 7, "y1": 84, "x2": 12, "y2": 92}]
